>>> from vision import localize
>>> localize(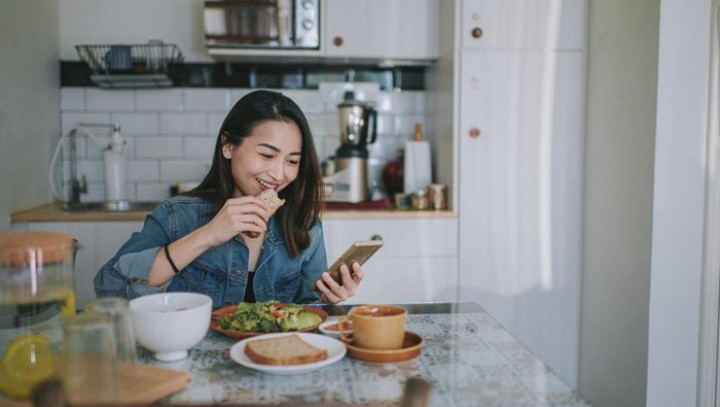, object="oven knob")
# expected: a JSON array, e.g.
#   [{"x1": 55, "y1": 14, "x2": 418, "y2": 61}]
[
  {"x1": 302, "y1": 0, "x2": 314, "y2": 10},
  {"x1": 302, "y1": 19, "x2": 314, "y2": 30}
]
